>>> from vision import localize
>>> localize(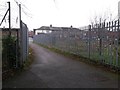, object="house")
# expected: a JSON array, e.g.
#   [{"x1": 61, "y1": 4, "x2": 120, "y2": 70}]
[
  {"x1": 34, "y1": 25, "x2": 81, "y2": 37},
  {"x1": 28, "y1": 31, "x2": 34, "y2": 37}
]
